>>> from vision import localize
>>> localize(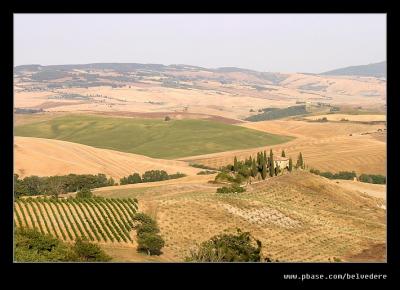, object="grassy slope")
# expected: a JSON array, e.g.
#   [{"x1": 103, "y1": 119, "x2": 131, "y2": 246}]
[{"x1": 14, "y1": 114, "x2": 294, "y2": 159}]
